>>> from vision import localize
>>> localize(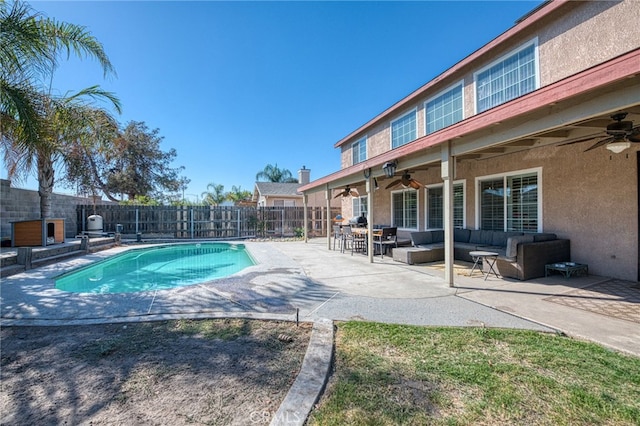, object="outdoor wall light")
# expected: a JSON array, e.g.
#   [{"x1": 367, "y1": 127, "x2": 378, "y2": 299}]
[
  {"x1": 606, "y1": 141, "x2": 631, "y2": 154},
  {"x1": 382, "y1": 160, "x2": 397, "y2": 178}
]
